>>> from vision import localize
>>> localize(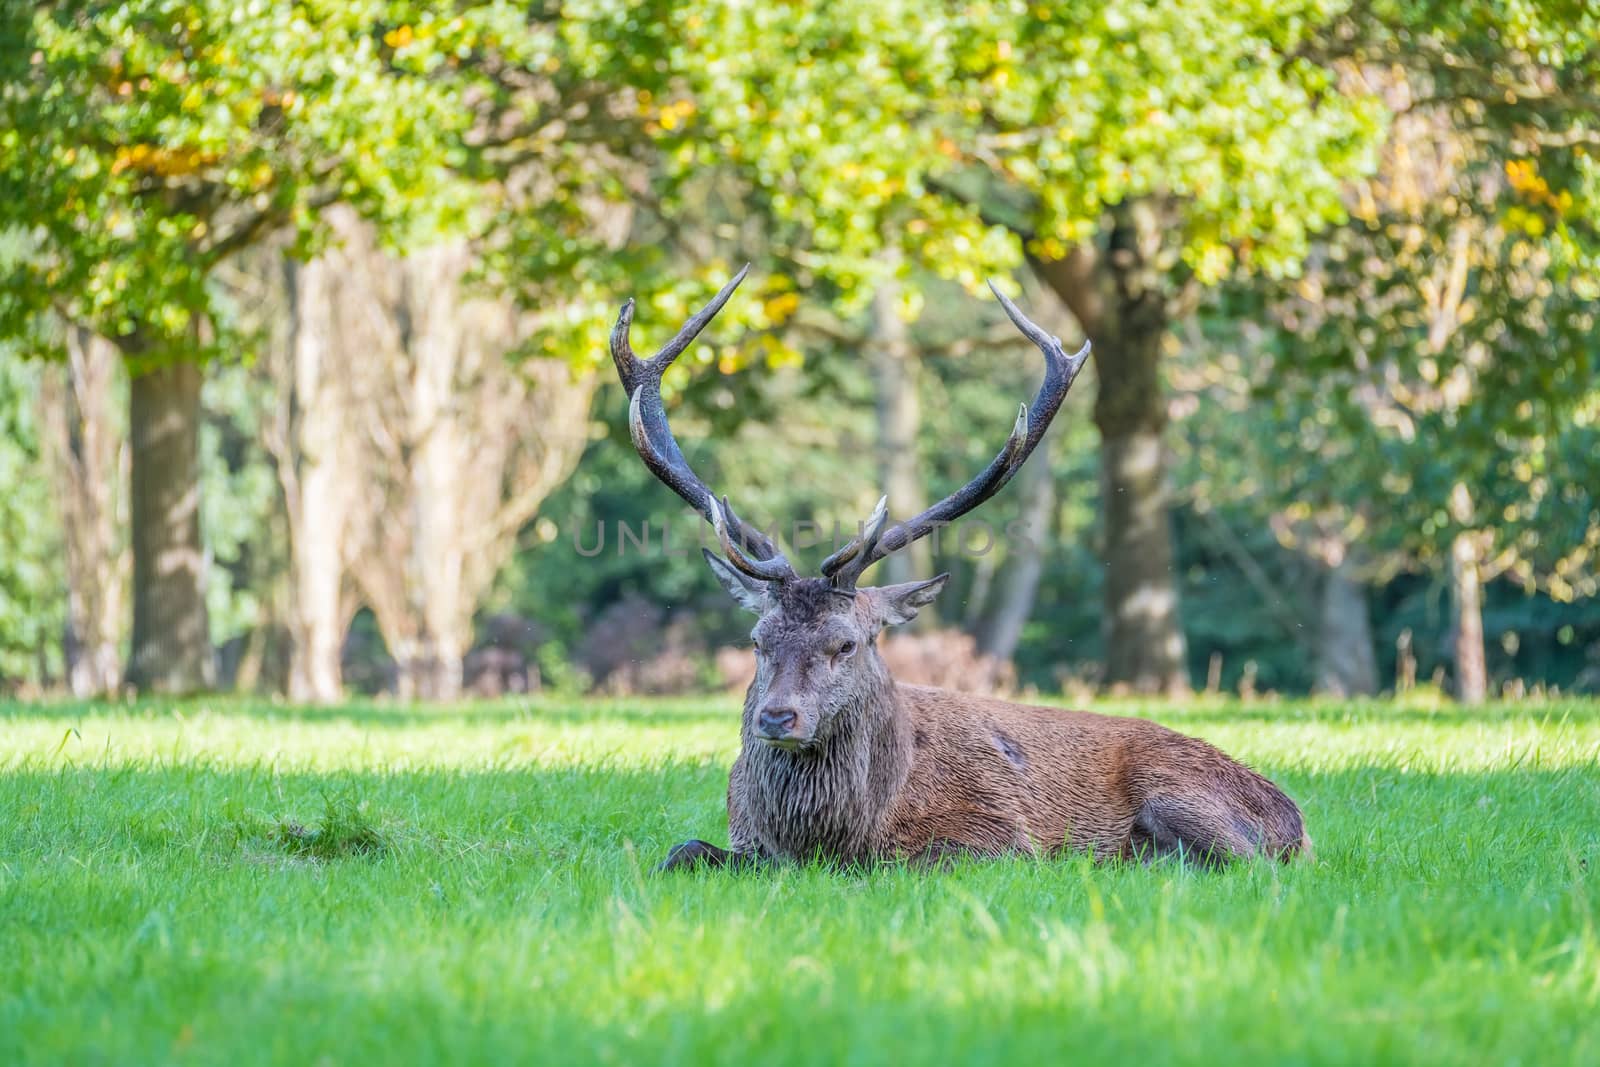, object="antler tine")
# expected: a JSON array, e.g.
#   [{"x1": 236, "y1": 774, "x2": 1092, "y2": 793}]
[
  {"x1": 658, "y1": 265, "x2": 751, "y2": 365},
  {"x1": 856, "y1": 281, "x2": 1091, "y2": 574},
  {"x1": 608, "y1": 297, "x2": 642, "y2": 394},
  {"x1": 613, "y1": 267, "x2": 794, "y2": 577},
  {"x1": 611, "y1": 265, "x2": 751, "y2": 385},
  {"x1": 820, "y1": 495, "x2": 889, "y2": 591},
  {"x1": 711, "y1": 497, "x2": 796, "y2": 582}
]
